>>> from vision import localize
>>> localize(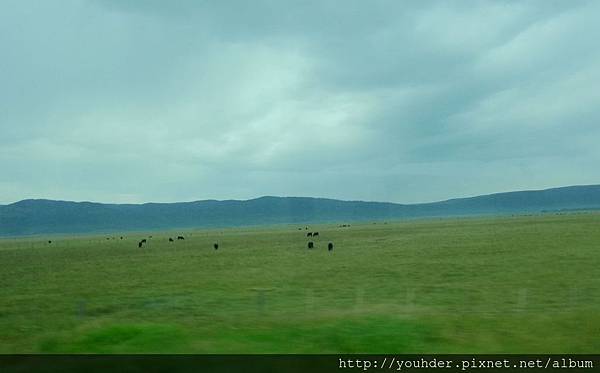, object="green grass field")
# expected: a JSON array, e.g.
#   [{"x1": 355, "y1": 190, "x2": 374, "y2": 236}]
[{"x1": 1, "y1": 213, "x2": 599, "y2": 353}]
